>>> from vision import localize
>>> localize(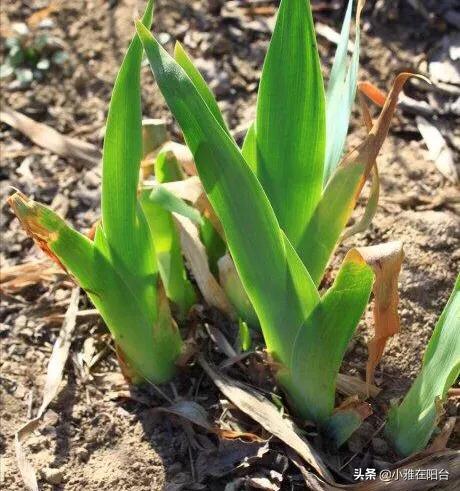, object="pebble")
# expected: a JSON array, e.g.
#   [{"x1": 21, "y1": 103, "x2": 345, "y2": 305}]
[
  {"x1": 54, "y1": 289, "x2": 69, "y2": 301},
  {"x1": 76, "y1": 446, "x2": 89, "y2": 462},
  {"x1": 83, "y1": 169, "x2": 101, "y2": 189},
  {"x1": 14, "y1": 315, "x2": 28, "y2": 329},
  {"x1": 42, "y1": 467, "x2": 64, "y2": 485},
  {"x1": 210, "y1": 72, "x2": 231, "y2": 97},
  {"x1": 28, "y1": 436, "x2": 45, "y2": 452}
]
